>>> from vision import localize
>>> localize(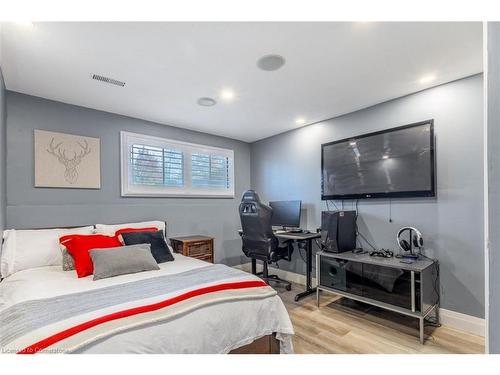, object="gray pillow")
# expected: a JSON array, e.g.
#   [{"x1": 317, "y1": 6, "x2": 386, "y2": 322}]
[
  {"x1": 61, "y1": 247, "x2": 75, "y2": 271},
  {"x1": 89, "y1": 244, "x2": 160, "y2": 281}
]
